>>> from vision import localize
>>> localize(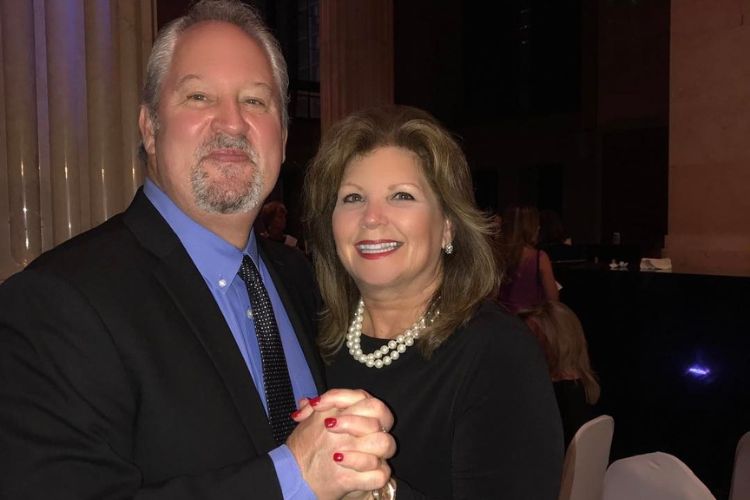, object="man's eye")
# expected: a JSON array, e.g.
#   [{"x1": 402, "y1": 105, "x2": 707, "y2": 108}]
[
  {"x1": 244, "y1": 97, "x2": 267, "y2": 107},
  {"x1": 342, "y1": 193, "x2": 363, "y2": 203},
  {"x1": 187, "y1": 93, "x2": 207, "y2": 102},
  {"x1": 392, "y1": 192, "x2": 415, "y2": 201}
]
